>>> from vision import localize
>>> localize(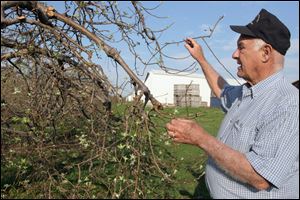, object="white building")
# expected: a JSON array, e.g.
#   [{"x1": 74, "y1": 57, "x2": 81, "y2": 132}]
[{"x1": 127, "y1": 70, "x2": 243, "y2": 107}]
